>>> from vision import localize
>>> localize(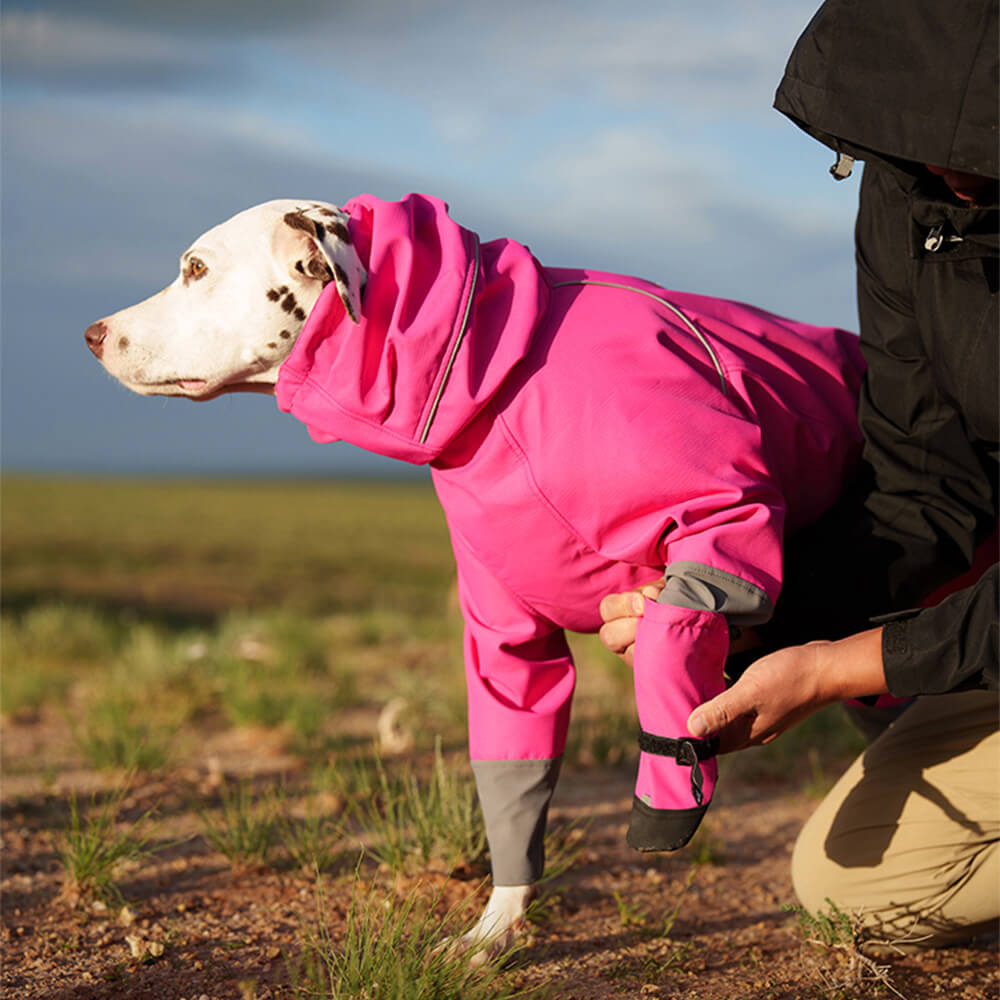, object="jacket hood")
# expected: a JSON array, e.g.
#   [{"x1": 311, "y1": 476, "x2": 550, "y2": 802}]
[
  {"x1": 774, "y1": 0, "x2": 999, "y2": 179},
  {"x1": 276, "y1": 193, "x2": 547, "y2": 463}
]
